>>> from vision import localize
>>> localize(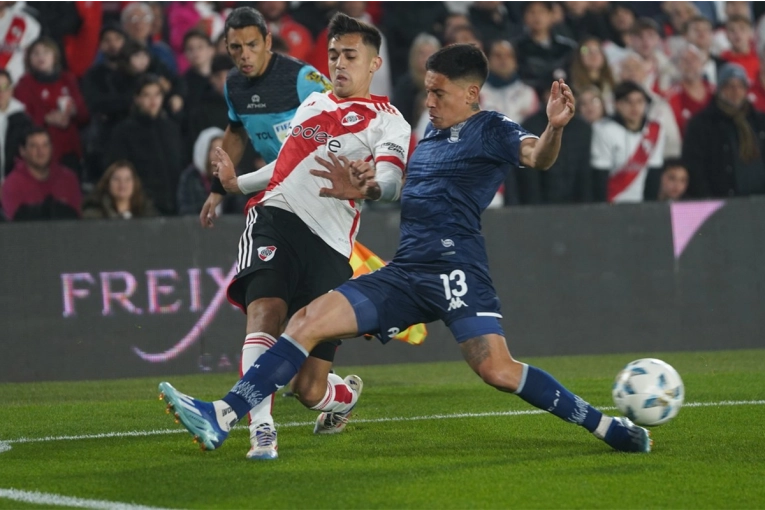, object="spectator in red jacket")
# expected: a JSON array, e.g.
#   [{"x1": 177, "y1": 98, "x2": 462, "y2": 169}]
[
  {"x1": 667, "y1": 44, "x2": 715, "y2": 136},
  {"x1": 257, "y1": 1, "x2": 312, "y2": 61},
  {"x1": 1, "y1": 126, "x2": 81, "y2": 221},
  {"x1": 720, "y1": 15, "x2": 759, "y2": 82},
  {"x1": 14, "y1": 37, "x2": 90, "y2": 173},
  {"x1": 63, "y1": 1, "x2": 103, "y2": 79}
]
